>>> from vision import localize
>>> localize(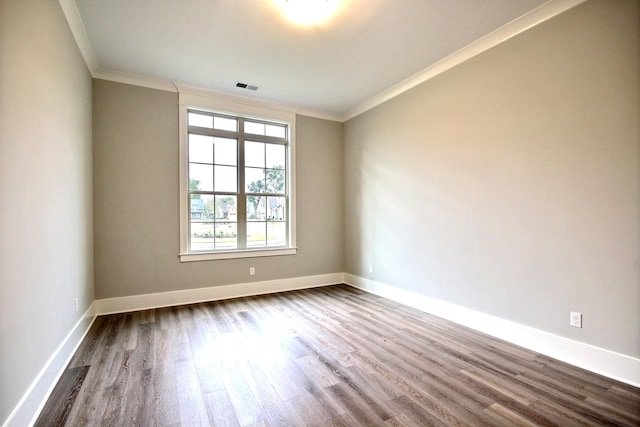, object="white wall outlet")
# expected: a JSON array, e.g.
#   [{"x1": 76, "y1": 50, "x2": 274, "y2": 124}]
[
  {"x1": 570, "y1": 311, "x2": 582, "y2": 328},
  {"x1": 369, "y1": 265, "x2": 373, "y2": 274},
  {"x1": 250, "y1": 267, "x2": 255, "y2": 276},
  {"x1": 75, "y1": 298, "x2": 79, "y2": 312}
]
